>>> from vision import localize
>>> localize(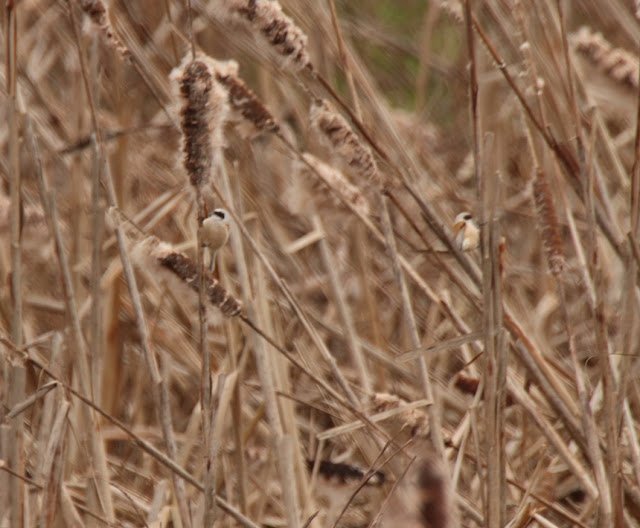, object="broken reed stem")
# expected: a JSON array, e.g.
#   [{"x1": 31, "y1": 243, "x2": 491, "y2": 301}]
[
  {"x1": 533, "y1": 167, "x2": 612, "y2": 526},
  {"x1": 66, "y1": 4, "x2": 191, "y2": 525}
]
